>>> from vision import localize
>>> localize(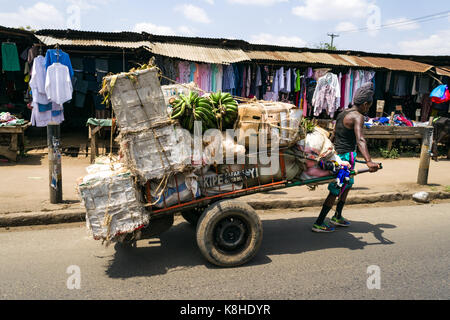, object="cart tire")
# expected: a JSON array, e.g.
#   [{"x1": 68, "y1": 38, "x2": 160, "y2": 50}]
[
  {"x1": 196, "y1": 200, "x2": 263, "y2": 267},
  {"x1": 181, "y1": 208, "x2": 202, "y2": 226}
]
